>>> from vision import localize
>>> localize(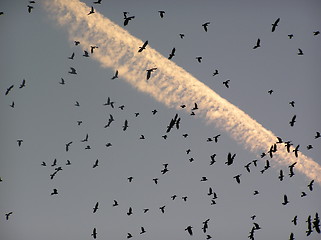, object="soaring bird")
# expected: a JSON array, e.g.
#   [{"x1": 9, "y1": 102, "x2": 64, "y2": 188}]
[
  {"x1": 233, "y1": 174, "x2": 242, "y2": 184},
  {"x1": 313, "y1": 31, "x2": 320, "y2": 35},
  {"x1": 138, "y1": 40, "x2": 148, "y2": 52},
  {"x1": 225, "y1": 152, "x2": 236, "y2": 165},
  {"x1": 244, "y1": 162, "x2": 251, "y2": 172},
  {"x1": 202, "y1": 22, "x2": 210, "y2": 32},
  {"x1": 289, "y1": 101, "x2": 295, "y2": 107},
  {"x1": 65, "y1": 141, "x2": 73, "y2": 152},
  {"x1": 213, "y1": 134, "x2": 221, "y2": 143},
  {"x1": 19, "y1": 79, "x2": 26, "y2": 88},
  {"x1": 168, "y1": 47, "x2": 176, "y2": 59},
  {"x1": 51, "y1": 189, "x2": 58, "y2": 195},
  {"x1": 68, "y1": 67, "x2": 77, "y2": 74},
  {"x1": 127, "y1": 207, "x2": 133, "y2": 216},
  {"x1": 282, "y1": 194, "x2": 289, "y2": 205},
  {"x1": 292, "y1": 215, "x2": 297, "y2": 225},
  {"x1": 111, "y1": 70, "x2": 118, "y2": 79},
  {"x1": 308, "y1": 180, "x2": 314, "y2": 191},
  {"x1": 158, "y1": 10, "x2": 165, "y2": 18},
  {"x1": 83, "y1": 50, "x2": 89, "y2": 57},
  {"x1": 185, "y1": 226, "x2": 193, "y2": 236},
  {"x1": 293, "y1": 145, "x2": 299, "y2": 158},
  {"x1": 288, "y1": 34, "x2": 294, "y2": 39},
  {"x1": 91, "y1": 228, "x2": 97, "y2": 239},
  {"x1": 93, "y1": 202, "x2": 99, "y2": 213},
  {"x1": 88, "y1": 6, "x2": 95, "y2": 15},
  {"x1": 66, "y1": 160, "x2": 71, "y2": 165},
  {"x1": 81, "y1": 134, "x2": 88, "y2": 142},
  {"x1": 315, "y1": 131, "x2": 321, "y2": 139},
  {"x1": 223, "y1": 80, "x2": 230, "y2": 88},
  {"x1": 112, "y1": 200, "x2": 118, "y2": 207},
  {"x1": 253, "y1": 38, "x2": 261, "y2": 49},
  {"x1": 278, "y1": 169, "x2": 284, "y2": 181},
  {"x1": 268, "y1": 89, "x2": 273, "y2": 95},
  {"x1": 289, "y1": 115, "x2": 296, "y2": 127},
  {"x1": 124, "y1": 16, "x2": 135, "y2": 26},
  {"x1": 271, "y1": 18, "x2": 280, "y2": 32},
  {"x1": 297, "y1": 48, "x2": 303, "y2": 55},
  {"x1": 152, "y1": 109, "x2": 158, "y2": 115},
  {"x1": 27, "y1": 5, "x2": 33, "y2": 13},
  {"x1": 93, "y1": 0, "x2": 102, "y2": 4},
  {"x1": 59, "y1": 78, "x2": 65, "y2": 85},
  {"x1": 93, "y1": 159, "x2": 99, "y2": 168},
  {"x1": 5, "y1": 85, "x2": 14, "y2": 95},
  {"x1": 17, "y1": 139, "x2": 23, "y2": 147},
  {"x1": 51, "y1": 159, "x2": 57, "y2": 167},
  {"x1": 90, "y1": 45, "x2": 98, "y2": 54},
  {"x1": 202, "y1": 219, "x2": 210, "y2": 233},
  {"x1": 210, "y1": 154, "x2": 216, "y2": 165},
  {"x1": 200, "y1": 176, "x2": 208, "y2": 182},
  {"x1": 146, "y1": 68, "x2": 157, "y2": 80},
  {"x1": 5, "y1": 212, "x2": 13, "y2": 220},
  {"x1": 179, "y1": 33, "x2": 185, "y2": 39},
  {"x1": 159, "y1": 205, "x2": 165, "y2": 213},
  {"x1": 196, "y1": 56, "x2": 202, "y2": 63},
  {"x1": 140, "y1": 227, "x2": 146, "y2": 234},
  {"x1": 74, "y1": 41, "x2": 80, "y2": 45},
  {"x1": 127, "y1": 233, "x2": 132, "y2": 238},
  {"x1": 289, "y1": 232, "x2": 294, "y2": 240},
  {"x1": 127, "y1": 176, "x2": 133, "y2": 182},
  {"x1": 213, "y1": 69, "x2": 219, "y2": 76},
  {"x1": 123, "y1": 120, "x2": 129, "y2": 131}
]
